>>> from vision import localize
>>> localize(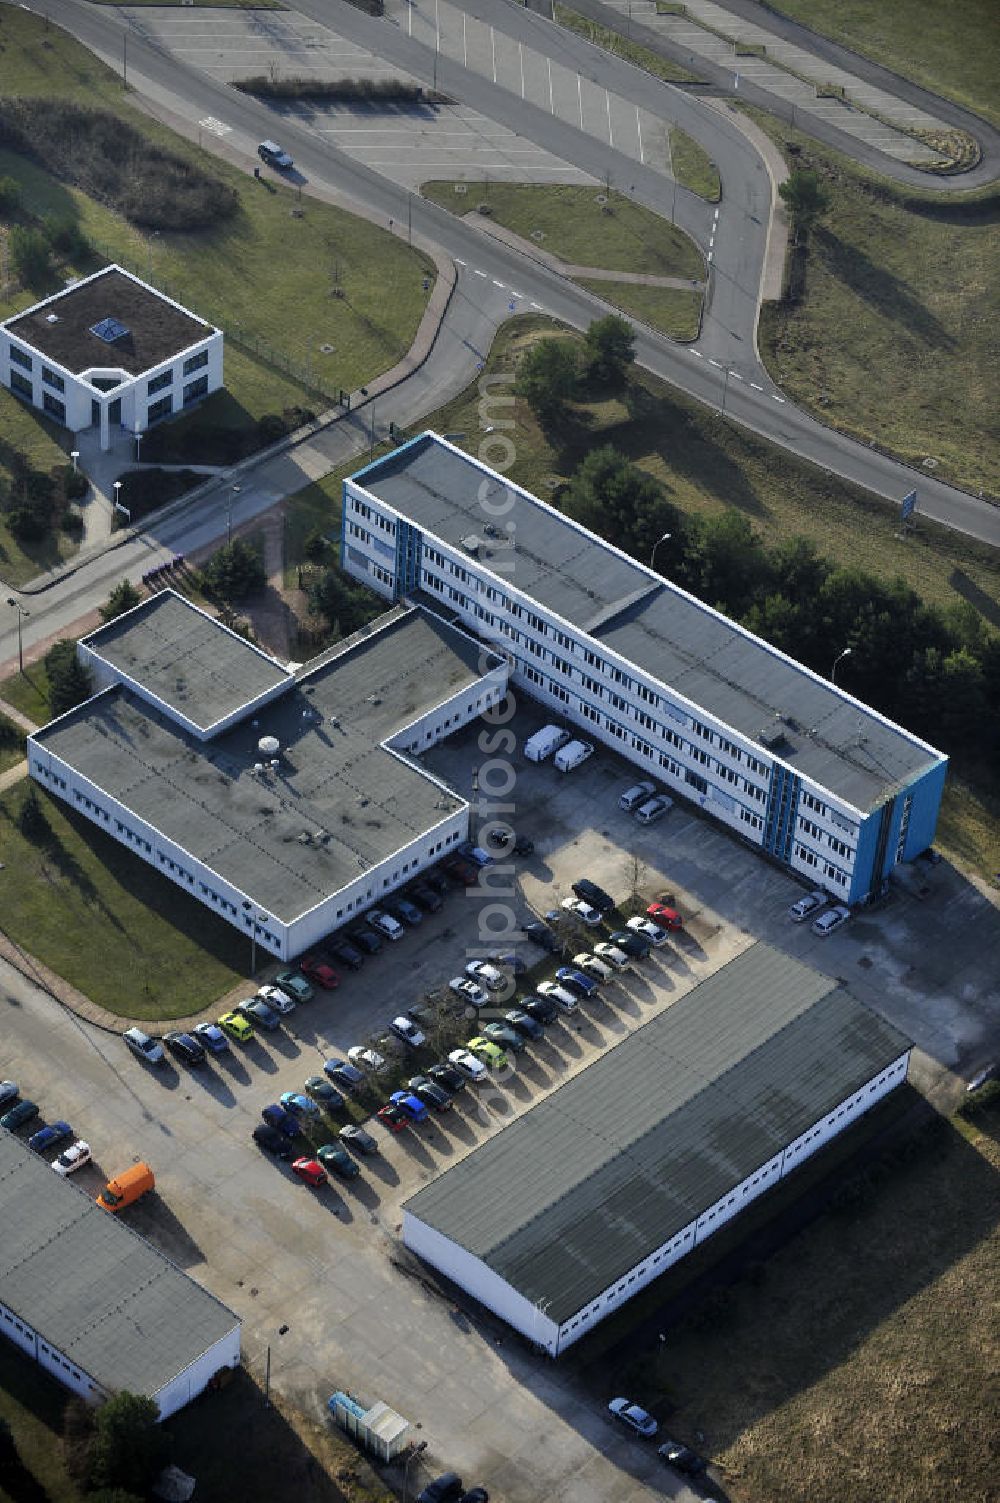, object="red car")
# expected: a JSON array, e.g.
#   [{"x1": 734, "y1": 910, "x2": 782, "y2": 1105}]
[
  {"x1": 439, "y1": 854, "x2": 478, "y2": 886},
  {"x1": 299, "y1": 954, "x2": 340, "y2": 989},
  {"x1": 377, "y1": 1102, "x2": 409, "y2": 1134},
  {"x1": 291, "y1": 1157, "x2": 327, "y2": 1187},
  {"x1": 646, "y1": 902, "x2": 683, "y2": 931}
]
